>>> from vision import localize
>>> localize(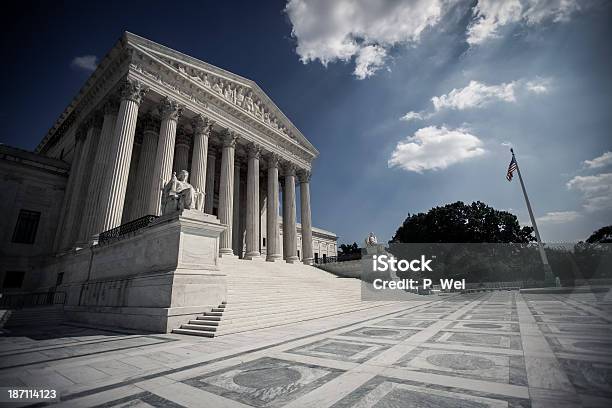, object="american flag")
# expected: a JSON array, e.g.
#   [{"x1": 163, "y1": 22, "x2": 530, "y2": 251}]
[{"x1": 506, "y1": 156, "x2": 518, "y2": 181}]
